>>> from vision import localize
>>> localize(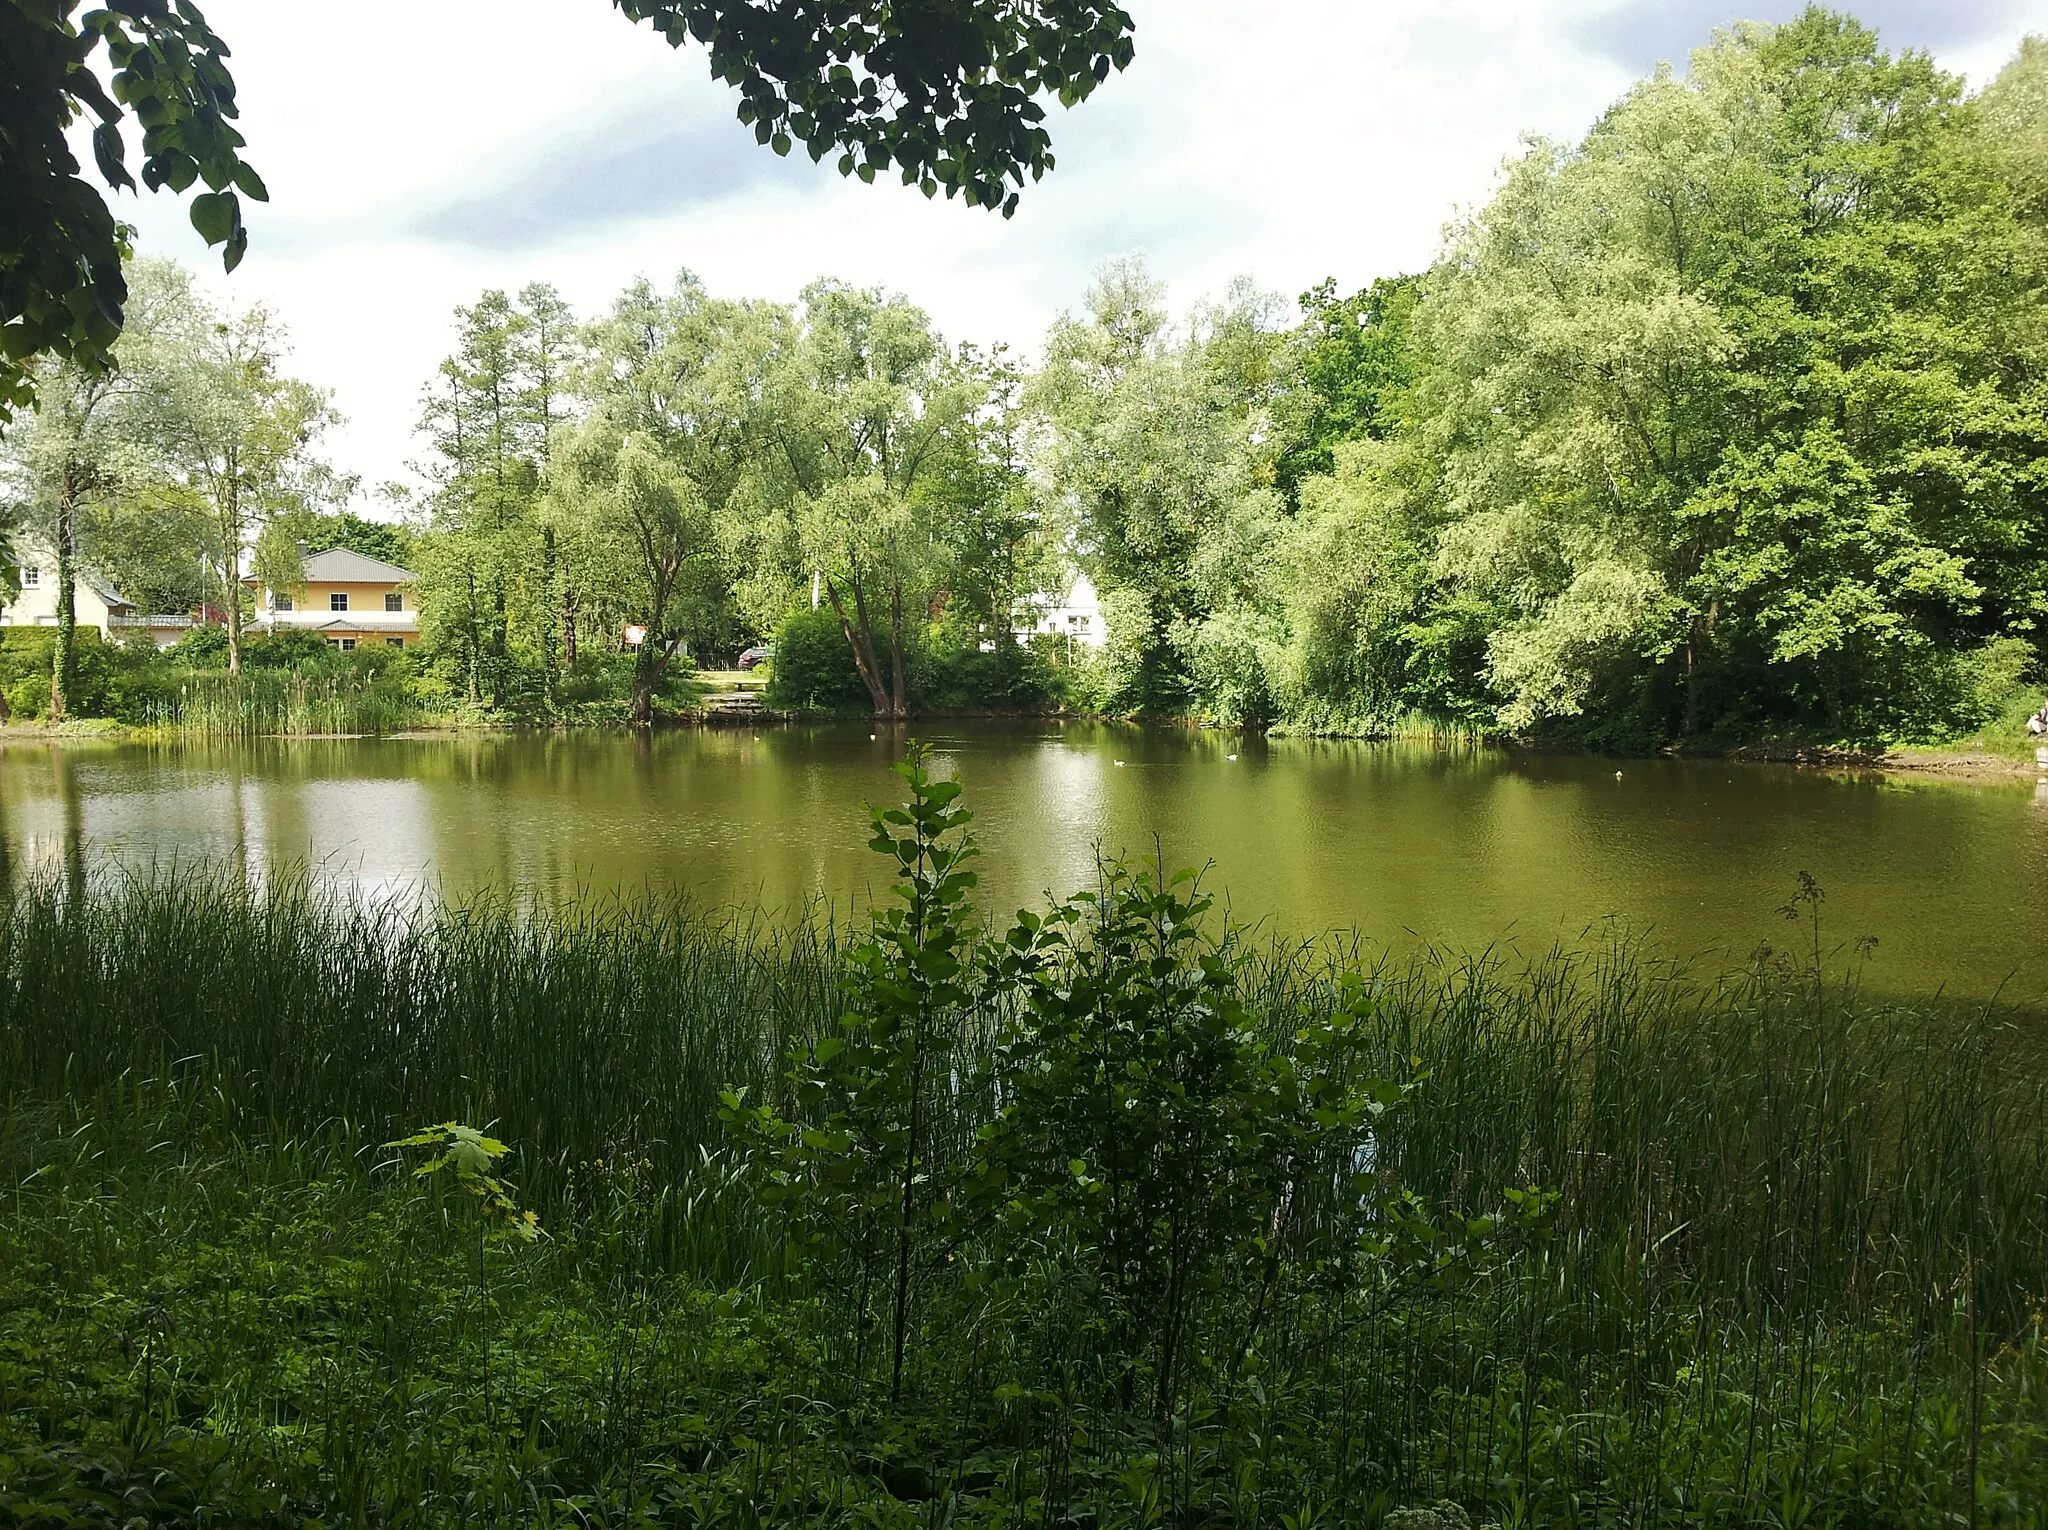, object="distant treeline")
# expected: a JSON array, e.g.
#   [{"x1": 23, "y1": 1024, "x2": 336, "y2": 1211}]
[{"x1": 7, "y1": 8, "x2": 2045, "y2": 746}]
